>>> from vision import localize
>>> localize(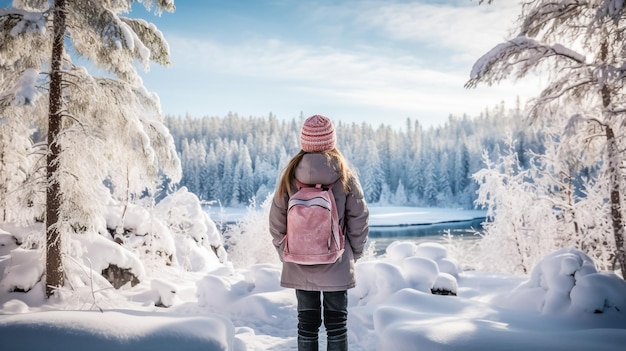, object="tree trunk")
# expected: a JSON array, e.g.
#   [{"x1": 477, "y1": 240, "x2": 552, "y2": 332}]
[
  {"x1": 606, "y1": 125, "x2": 626, "y2": 278},
  {"x1": 46, "y1": 0, "x2": 67, "y2": 298},
  {"x1": 599, "y1": 38, "x2": 625, "y2": 279}
]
